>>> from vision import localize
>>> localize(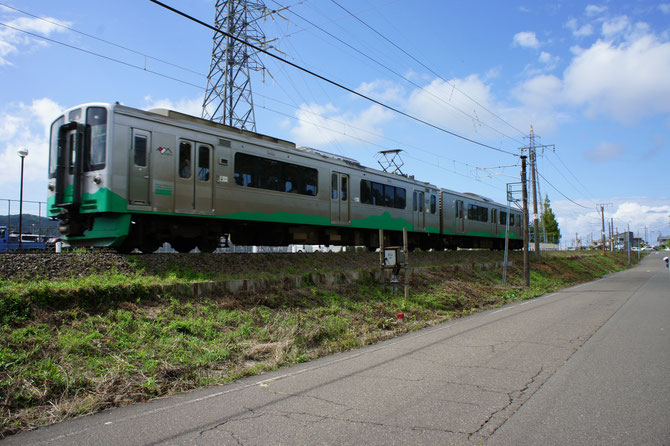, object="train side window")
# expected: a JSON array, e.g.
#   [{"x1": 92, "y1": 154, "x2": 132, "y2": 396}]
[
  {"x1": 500, "y1": 211, "x2": 507, "y2": 225},
  {"x1": 341, "y1": 176, "x2": 348, "y2": 201},
  {"x1": 303, "y1": 169, "x2": 318, "y2": 196},
  {"x1": 510, "y1": 214, "x2": 515, "y2": 226},
  {"x1": 134, "y1": 135, "x2": 147, "y2": 167},
  {"x1": 372, "y1": 182, "x2": 383, "y2": 206},
  {"x1": 383, "y1": 185, "x2": 394, "y2": 207},
  {"x1": 419, "y1": 192, "x2": 424, "y2": 212},
  {"x1": 395, "y1": 188, "x2": 406, "y2": 209},
  {"x1": 360, "y1": 180, "x2": 372, "y2": 204},
  {"x1": 284, "y1": 164, "x2": 298, "y2": 193},
  {"x1": 197, "y1": 145, "x2": 210, "y2": 181},
  {"x1": 430, "y1": 195, "x2": 437, "y2": 214},
  {"x1": 179, "y1": 141, "x2": 192, "y2": 179},
  {"x1": 233, "y1": 152, "x2": 317, "y2": 196},
  {"x1": 331, "y1": 174, "x2": 338, "y2": 200}
]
